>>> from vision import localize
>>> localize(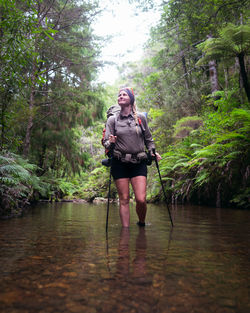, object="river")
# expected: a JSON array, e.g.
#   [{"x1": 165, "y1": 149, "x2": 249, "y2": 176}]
[{"x1": 0, "y1": 202, "x2": 249, "y2": 313}]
